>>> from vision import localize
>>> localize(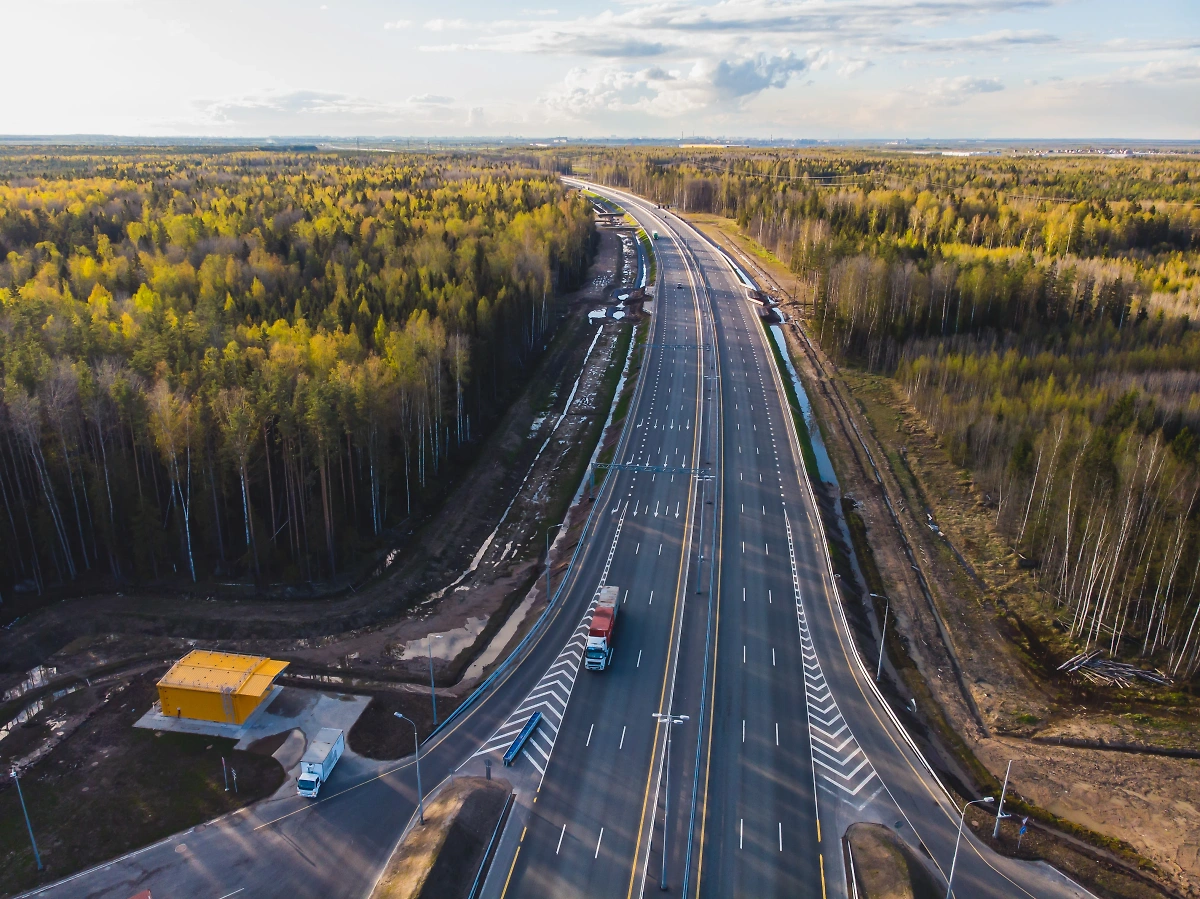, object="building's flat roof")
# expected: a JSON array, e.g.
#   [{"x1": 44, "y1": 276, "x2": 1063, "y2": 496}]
[{"x1": 158, "y1": 650, "x2": 289, "y2": 697}]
